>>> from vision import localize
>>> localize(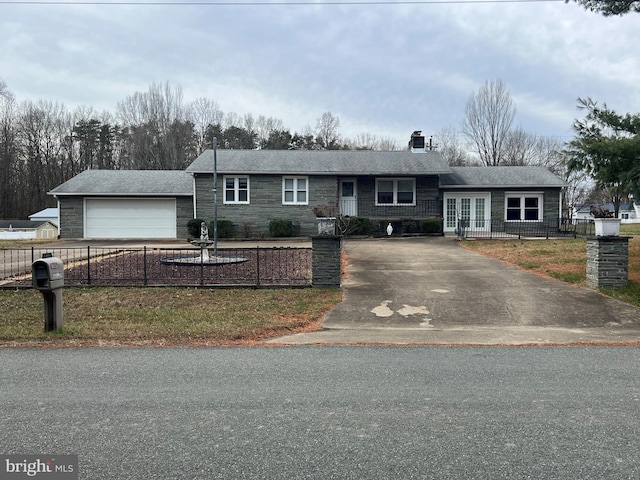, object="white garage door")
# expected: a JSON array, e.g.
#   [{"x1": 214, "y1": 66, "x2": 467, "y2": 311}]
[{"x1": 85, "y1": 198, "x2": 177, "y2": 239}]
